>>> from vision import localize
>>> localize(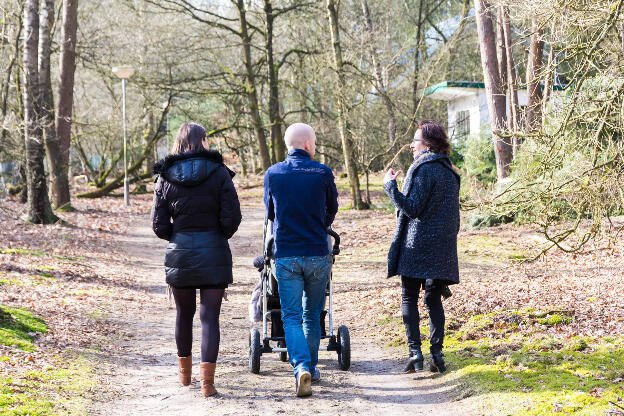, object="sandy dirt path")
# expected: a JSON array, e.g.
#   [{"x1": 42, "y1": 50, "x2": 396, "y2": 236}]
[{"x1": 91, "y1": 202, "x2": 467, "y2": 415}]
